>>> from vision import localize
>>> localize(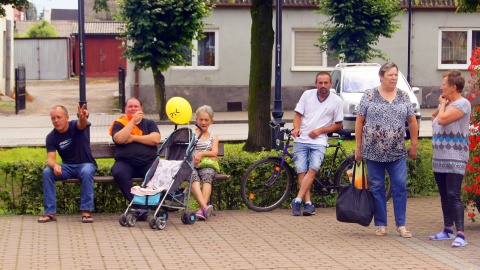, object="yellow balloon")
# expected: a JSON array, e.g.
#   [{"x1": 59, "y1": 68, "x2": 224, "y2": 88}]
[{"x1": 166, "y1": 97, "x2": 192, "y2": 124}]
